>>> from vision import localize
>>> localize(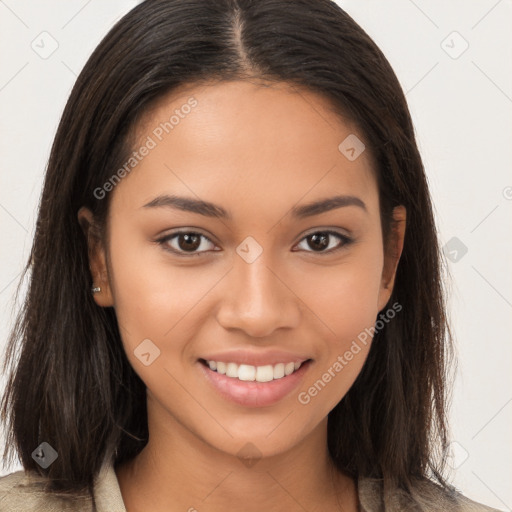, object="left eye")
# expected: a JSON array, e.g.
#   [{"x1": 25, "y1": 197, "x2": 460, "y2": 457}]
[
  {"x1": 157, "y1": 230, "x2": 352, "y2": 257},
  {"x1": 294, "y1": 230, "x2": 352, "y2": 254}
]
